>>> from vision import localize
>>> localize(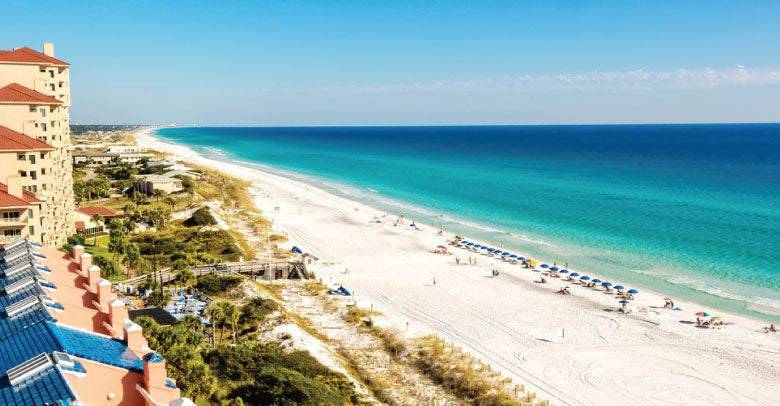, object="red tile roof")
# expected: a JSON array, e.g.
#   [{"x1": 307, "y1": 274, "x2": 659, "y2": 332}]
[
  {"x1": 0, "y1": 183, "x2": 38, "y2": 208},
  {"x1": 76, "y1": 207, "x2": 118, "y2": 217},
  {"x1": 0, "y1": 83, "x2": 63, "y2": 104},
  {"x1": 0, "y1": 181, "x2": 42, "y2": 204},
  {"x1": 0, "y1": 47, "x2": 70, "y2": 66},
  {"x1": 0, "y1": 125, "x2": 54, "y2": 151},
  {"x1": 74, "y1": 221, "x2": 86, "y2": 230}
]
